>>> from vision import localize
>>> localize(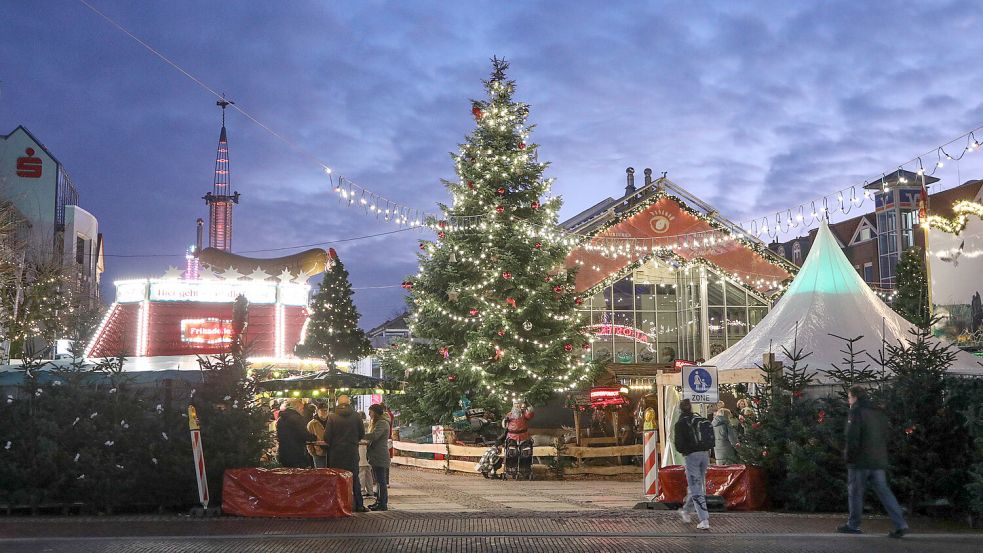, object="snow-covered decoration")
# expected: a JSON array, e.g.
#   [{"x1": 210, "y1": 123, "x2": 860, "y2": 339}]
[
  {"x1": 162, "y1": 266, "x2": 185, "y2": 280},
  {"x1": 245, "y1": 267, "x2": 272, "y2": 282},
  {"x1": 276, "y1": 267, "x2": 296, "y2": 283}
]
